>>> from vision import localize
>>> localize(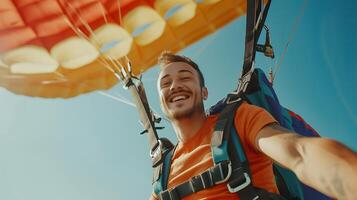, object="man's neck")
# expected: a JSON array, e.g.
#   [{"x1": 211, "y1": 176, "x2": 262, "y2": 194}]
[{"x1": 171, "y1": 111, "x2": 207, "y2": 143}]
